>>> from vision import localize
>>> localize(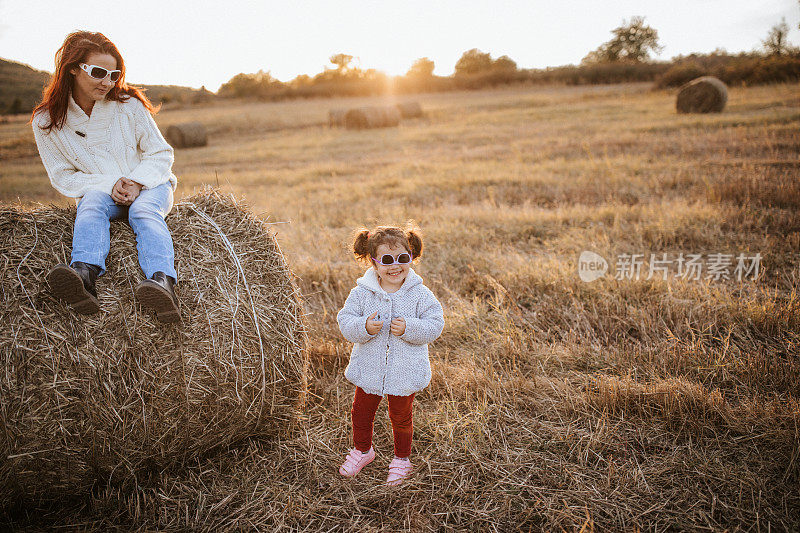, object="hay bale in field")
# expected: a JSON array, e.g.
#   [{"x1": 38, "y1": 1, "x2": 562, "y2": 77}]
[
  {"x1": 0, "y1": 188, "x2": 307, "y2": 507},
  {"x1": 344, "y1": 106, "x2": 401, "y2": 130},
  {"x1": 395, "y1": 101, "x2": 424, "y2": 119},
  {"x1": 676, "y1": 76, "x2": 728, "y2": 113},
  {"x1": 328, "y1": 108, "x2": 348, "y2": 128},
  {"x1": 165, "y1": 122, "x2": 208, "y2": 148}
]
